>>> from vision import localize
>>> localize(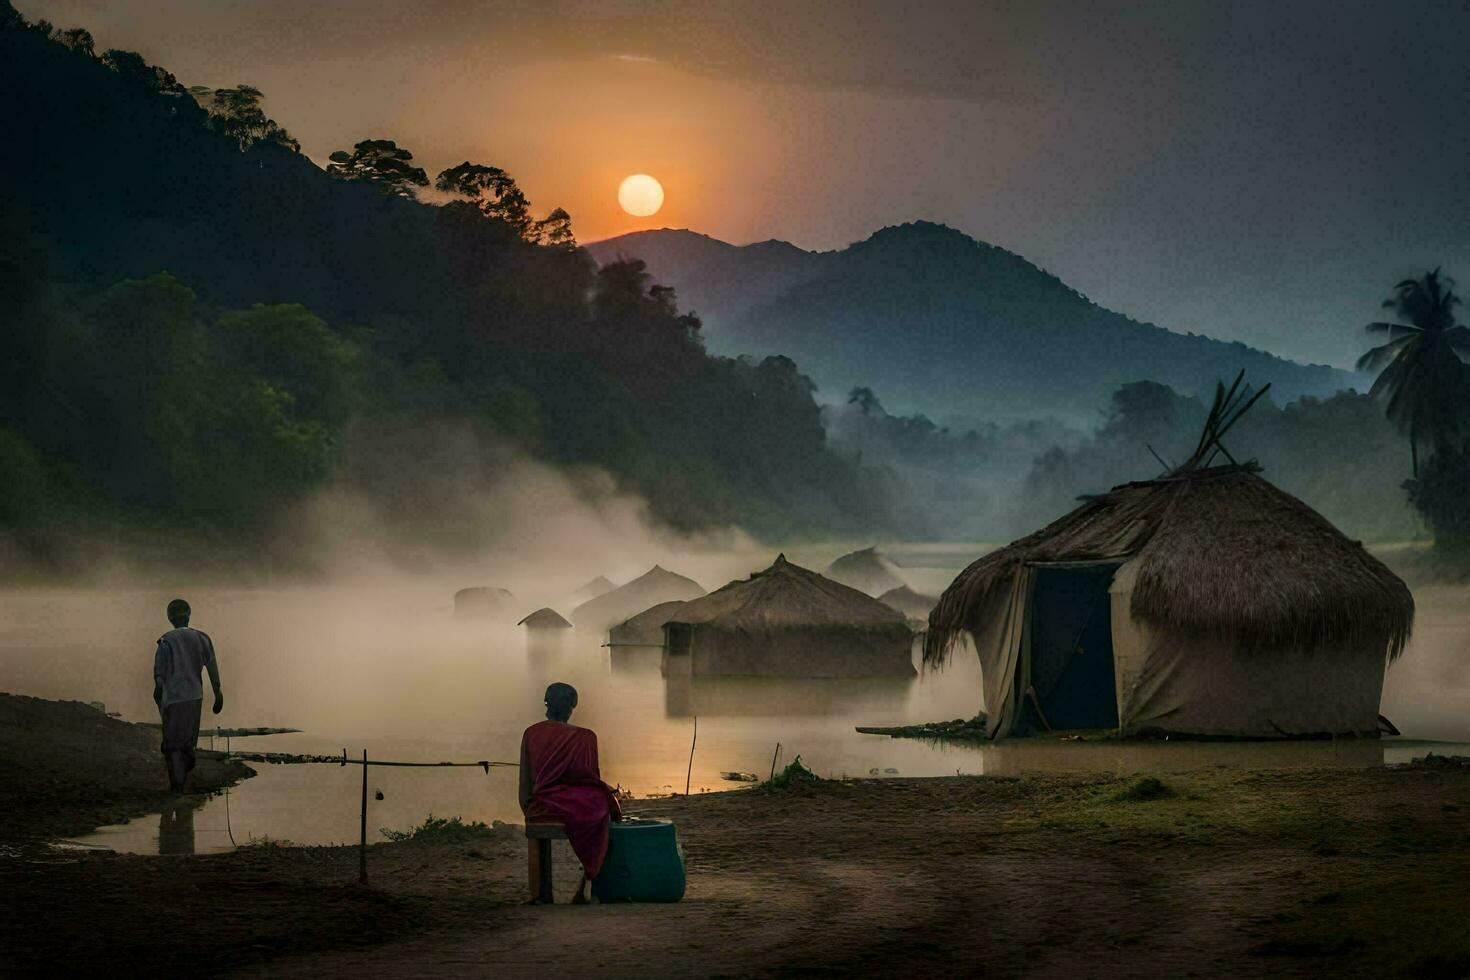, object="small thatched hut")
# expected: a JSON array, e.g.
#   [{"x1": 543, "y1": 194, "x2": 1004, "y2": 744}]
[
  {"x1": 823, "y1": 546, "x2": 905, "y2": 596},
  {"x1": 663, "y1": 555, "x2": 915, "y2": 678},
  {"x1": 568, "y1": 575, "x2": 617, "y2": 604},
  {"x1": 570, "y1": 566, "x2": 705, "y2": 631},
  {"x1": 926, "y1": 459, "x2": 1414, "y2": 739},
  {"x1": 518, "y1": 608, "x2": 573, "y2": 631},
  {"x1": 454, "y1": 586, "x2": 516, "y2": 621},
  {"x1": 608, "y1": 600, "x2": 688, "y2": 647},
  {"x1": 878, "y1": 585, "x2": 938, "y2": 630}
]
